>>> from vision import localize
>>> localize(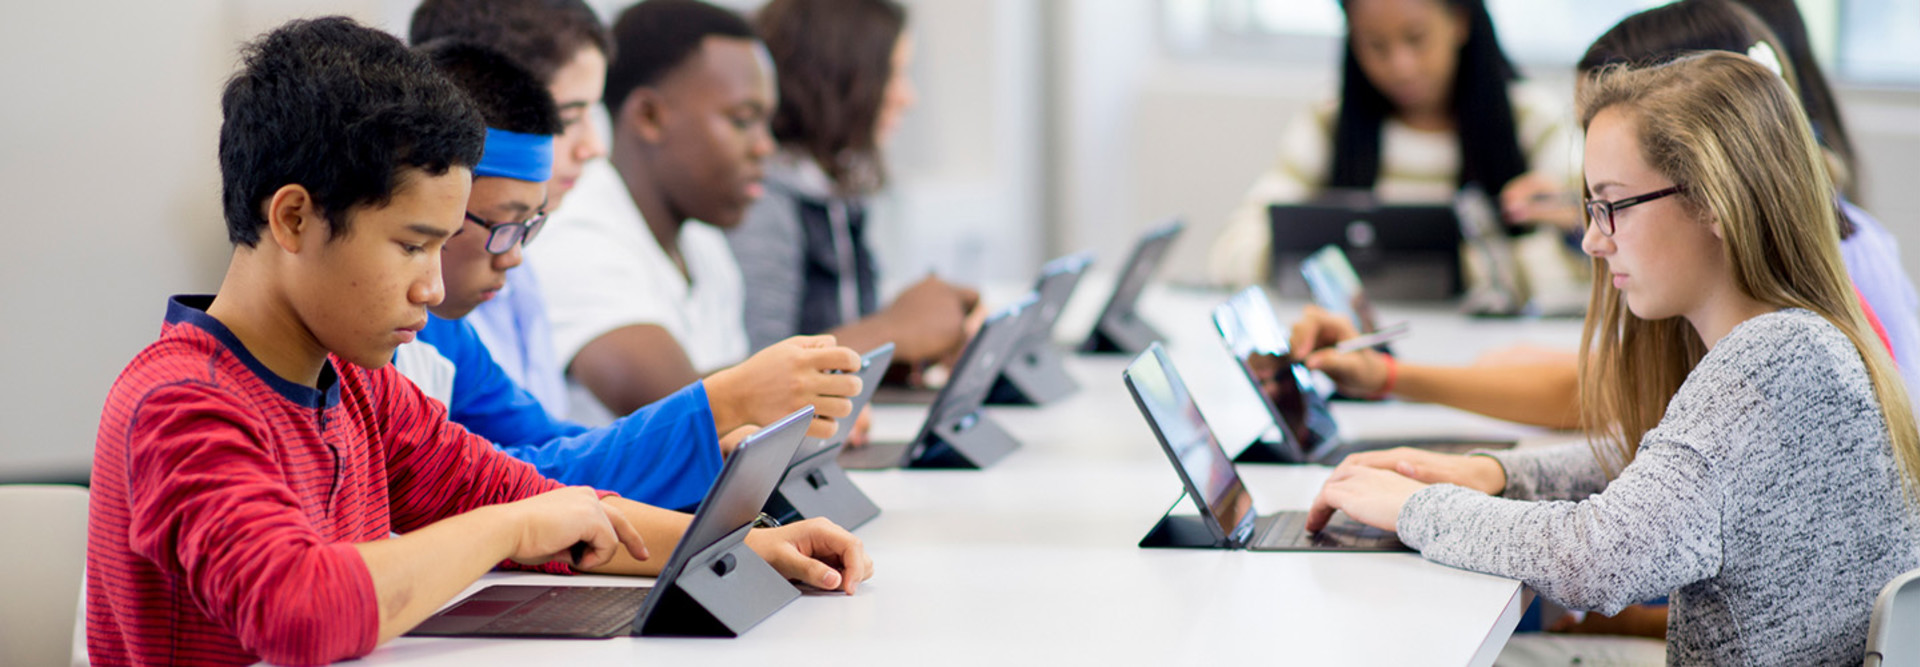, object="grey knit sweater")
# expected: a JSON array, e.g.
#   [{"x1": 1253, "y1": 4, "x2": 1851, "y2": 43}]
[{"x1": 1398, "y1": 309, "x2": 1920, "y2": 665}]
